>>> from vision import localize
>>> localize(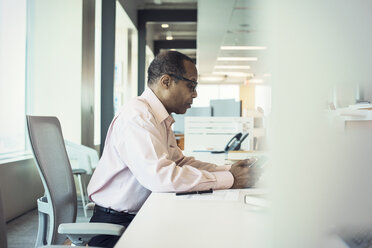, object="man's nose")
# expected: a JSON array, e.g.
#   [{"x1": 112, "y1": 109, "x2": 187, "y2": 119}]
[{"x1": 192, "y1": 90, "x2": 197, "y2": 98}]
